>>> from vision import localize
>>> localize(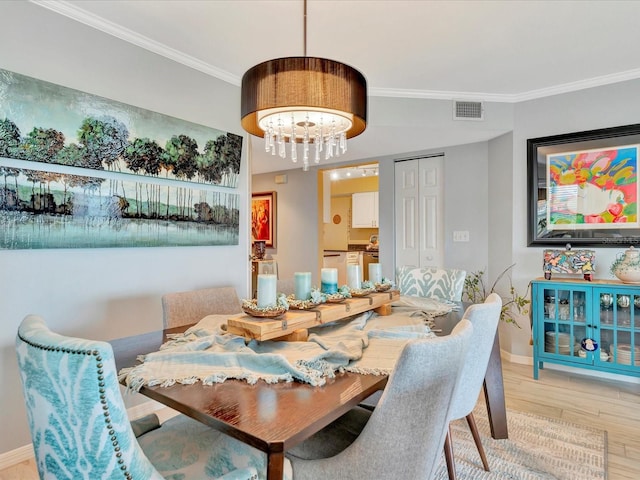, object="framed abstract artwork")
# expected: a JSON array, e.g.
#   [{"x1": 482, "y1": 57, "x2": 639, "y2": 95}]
[
  {"x1": 528, "y1": 123, "x2": 640, "y2": 247},
  {"x1": 251, "y1": 191, "x2": 276, "y2": 248}
]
